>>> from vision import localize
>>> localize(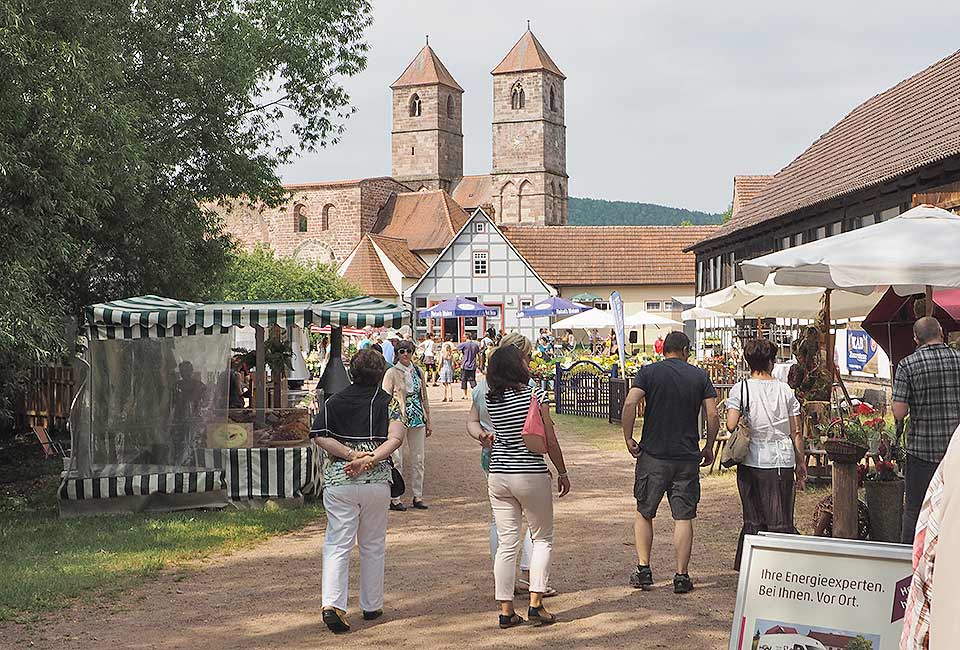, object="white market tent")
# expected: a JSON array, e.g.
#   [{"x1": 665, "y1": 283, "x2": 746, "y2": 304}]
[
  {"x1": 741, "y1": 204, "x2": 960, "y2": 296},
  {"x1": 550, "y1": 308, "x2": 681, "y2": 331},
  {"x1": 700, "y1": 279, "x2": 882, "y2": 319}
]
